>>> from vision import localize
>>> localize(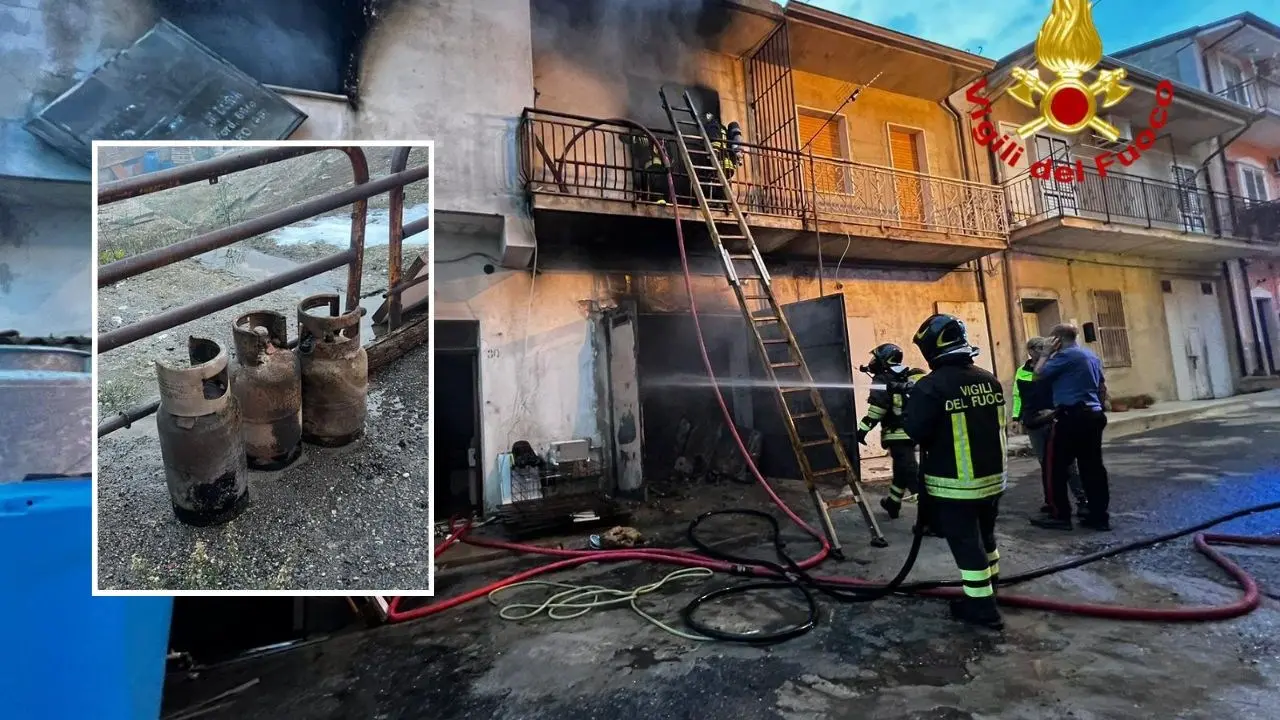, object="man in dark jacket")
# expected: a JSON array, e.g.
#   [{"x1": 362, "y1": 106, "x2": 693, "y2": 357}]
[
  {"x1": 855, "y1": 343, "x2": 926, "y2": 520},
  {"x1": 904, "y1": 314, "x2": 1007, "y2": 630},
  {"x1": 1029, "y1": 323, "x2": 1112, "y2": 532},
  {"x1": 1012, "y1": 337, "x2": 1085, "y2": 516}
]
